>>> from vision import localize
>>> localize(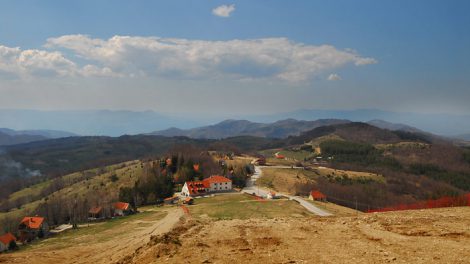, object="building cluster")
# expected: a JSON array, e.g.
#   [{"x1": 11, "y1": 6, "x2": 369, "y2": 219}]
[{"x1": 0, "y1": 201, "x2": 136, "y2": 253}]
